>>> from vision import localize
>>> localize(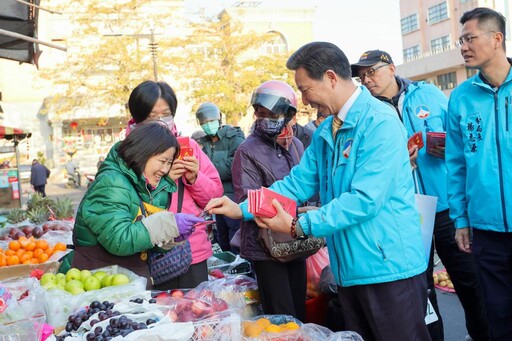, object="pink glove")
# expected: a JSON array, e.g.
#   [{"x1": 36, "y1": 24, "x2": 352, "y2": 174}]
[{"x1": 174, "y1": 213, "x2": 205, "y2": 242}]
